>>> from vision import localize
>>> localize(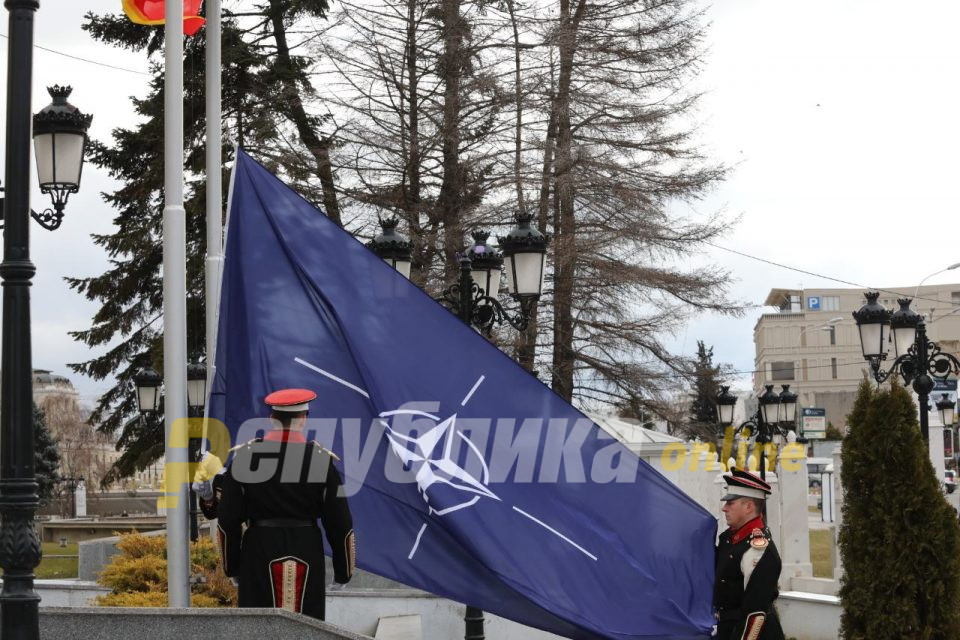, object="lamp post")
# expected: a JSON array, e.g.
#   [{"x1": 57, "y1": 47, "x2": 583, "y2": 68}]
[
  {"x1": 373, "y1": 212, "x2": 549, "y2": 335},
  {"x1": 186, "y1": 362, "x2": 207, "y2": 541},
  {"x1": 371, "y1": 212, "x2": 549, "y2": 640},
  {"x1": 1, "y1": 2, "x2": 93, "y2": 632},
  {"x1": 368, "y1": 216, "x2": 413, "y2": 279},
  {"x1": 936, "y1": 393, "x2": 956, "y2": 428},
  {"x1": 852, "y1": 292, "x2": 960, "y2": 442},
  {"x1": 134, "y1": 363, "x2": 208, "y2": 541},
  {"x1": 0, "y1": 85, "x2": 92, "y2": 231},
  {"x1": 715, "y1": 384, "x2": 800, "y2": 481}
]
